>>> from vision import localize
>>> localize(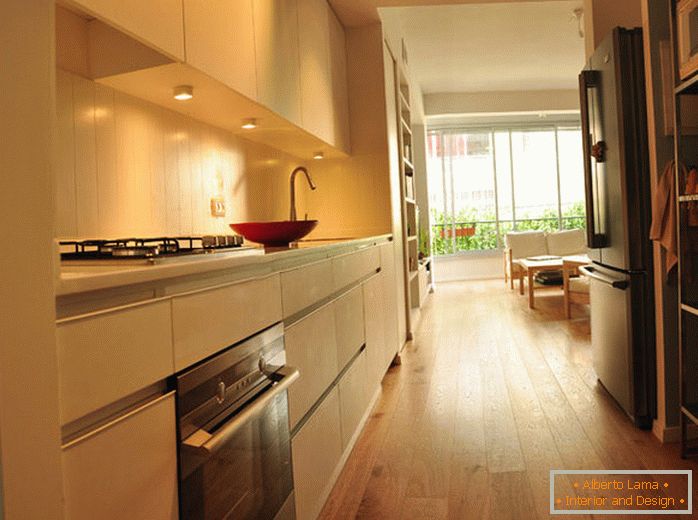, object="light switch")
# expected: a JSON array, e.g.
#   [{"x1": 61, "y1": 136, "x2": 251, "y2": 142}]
[{"x1": 210, "y1": 197, "x2": 226, "y2": 217}]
